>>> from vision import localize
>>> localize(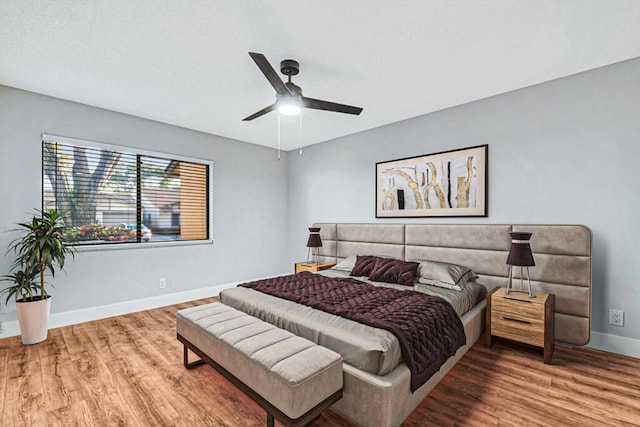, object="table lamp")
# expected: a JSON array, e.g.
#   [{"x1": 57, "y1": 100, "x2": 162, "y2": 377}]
[
  {"x1": 306, "y1": 227, "x2": 322, "y2": 264},
  {"x1": 505, "y1": 231, "x2": 536, "y2": 298}
]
